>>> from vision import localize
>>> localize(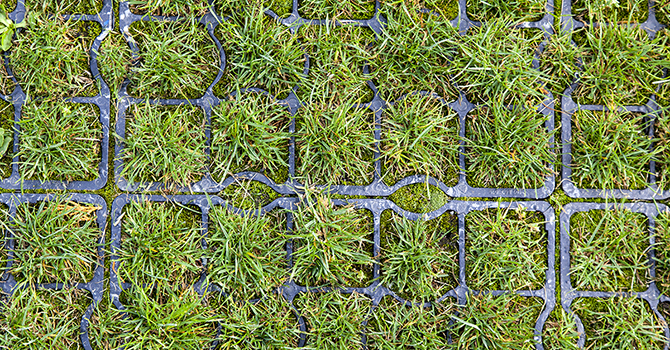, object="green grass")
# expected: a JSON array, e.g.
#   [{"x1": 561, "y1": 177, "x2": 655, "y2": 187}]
[
  {"x1": 289, "y1": 194, "x2": 374, "y2": 287},
  {"x1": 126, "y1": 19, "x2": 219, "y2": 100},
  {"x1": 466, "y1": 0, "x2": 546, "y2": 23},
  {"x1": 571, "y1": 110, "x2": 660, "y2": 190},
  {"x1": 117, "y1": 201, "x2": 203, "y2": 287},
  {"x1": 661, "y1": 302, "x2": 669, "y2": 324},
  {"x1": 97, "y1": 28, "x2": 133, "y2": 98},
  {"x1": 570, "y1": 25, "x2": 668, "y2": 106},
  {"x1": 11, "y1": 14, "x2": 101, "y2": 100},
  {"x1": 119, "y1": 103, "x2": 208, "y2": 189},
  {"x1": 294, "y1": 291, "x2": 371, "y2": 349},
  {"x1": 26, "y1": 0, "x2": 103, "y2": 14},
  {"x1": 653, "y1": 211, "x2": 670, "y2": 296},
  {"x1": 6, "y1": 199, "x2": 101, "y2": 285},
  {"x1": 100, "y1": 282, "x2": 217, "y2": 350},
  {"x1": 465, "y1": 104, "x2": 554, "y2": 189},
  {"x1": 0, "y1": 204, "x2": 6, "y2": 274},
  {"x1": 381, "y1": 94, "x2": 460, "y2": 187},
  {"x1": 128, "y1": 0, "x2": 211, "y2": 16},
  {"x1": 453, "y1": 293, "x2": 543, "y2": 349},
  {"x1": 295, "y1": 103, "x2": 375, "y2": 186},
  {"x1": 466, "y1": 208, "x2": 547, "y2": 291},
  {"x1": 18, "y1": 101, "x2": 102, "y2": 182},
  {"x1": 658, "y1": 1, "x2": 670, "y2": 25},
  {"x1": 573, "y1": 297, "x2": 667, "y2": 349},
  {"x1": 572, "y1": 0, "x2": 648, "y2": 23},
  {"x1": 206, "y1": 207, "x2": 286, "y2": 299},
  {"x1": 387, "y1": 182, "x2": 450, "y2": 213},
  {"x1": 214, "y1": 7, "x2": 305, "y2": 100},
  {"x1": 214, "y1": 0, "x2": 294, "y2": 17},
  {"x1": 0, "y1": 101, "x2": 13, "y2": 179},
  {"x1": 542, "y1": 307, "x2": 580, "y2": 349},
  {"x1": 380, "y1": 210, "x2": 458, "y2": 302},
  {"x1": 210, "y1": 93, "x2": 290, "y2": 184},
  {"x1": 0, "y1": 287, "x2": 92, "y2": 349},
  {"x1": 569, "y1": 209, "x2": 650, "y2": 292},
  {"x1": 211, "y1": 292, "x2": 301, "y2": 349},
  {"x1": 298, "y1": 0, "x2": 375, "y2": 19},
  {"x1": 218, "y1": 179, "x2": 282, "y2": 210},
  {"x1": 0, "y1": 59, "x2": 15, "y2": 96},
  {"x1": 367, "y1": 296, "x2": 455, "y2": 350}
]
